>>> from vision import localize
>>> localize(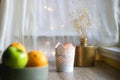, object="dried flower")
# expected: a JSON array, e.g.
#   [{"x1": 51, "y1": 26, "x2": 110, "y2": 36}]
[{"x1": 72, "y1": 8, "x2": 92, "y2": 38}]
